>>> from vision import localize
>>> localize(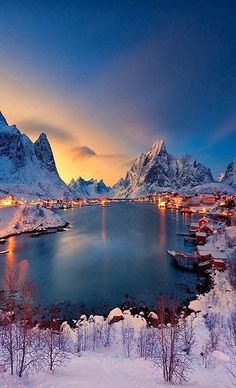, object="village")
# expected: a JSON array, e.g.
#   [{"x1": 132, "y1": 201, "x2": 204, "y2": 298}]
[
  {"x1": 0, "y1": 192, "x2": 235, "y2": 214},
  {"x1": 0, "y1": 192, "x2": 235, "y2": 274}
]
